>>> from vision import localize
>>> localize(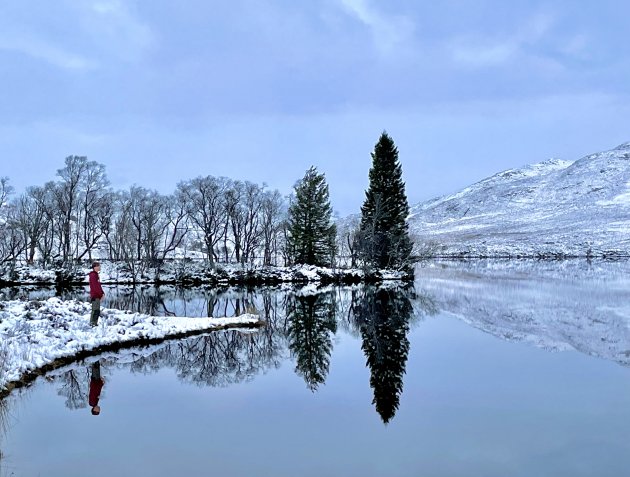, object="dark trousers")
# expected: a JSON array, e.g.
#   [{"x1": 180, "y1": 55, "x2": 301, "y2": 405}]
[{"x1": 91, "y1": 298, "x2": 101, "y2": 326}]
